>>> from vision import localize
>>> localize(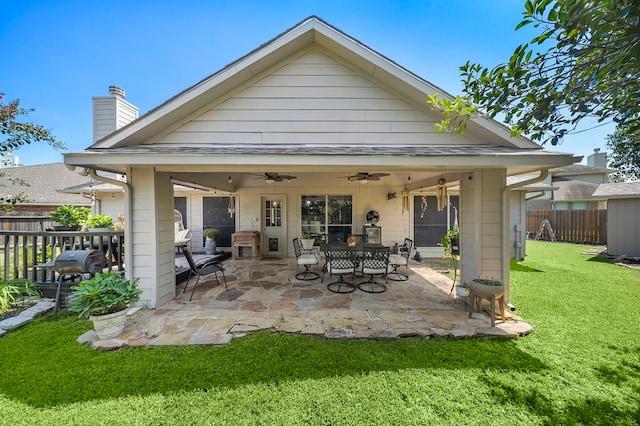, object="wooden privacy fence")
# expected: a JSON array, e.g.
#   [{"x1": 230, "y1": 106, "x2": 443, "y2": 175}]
[{"x1": 527, "y1": 210, "x2": 607, "y2": 244}]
